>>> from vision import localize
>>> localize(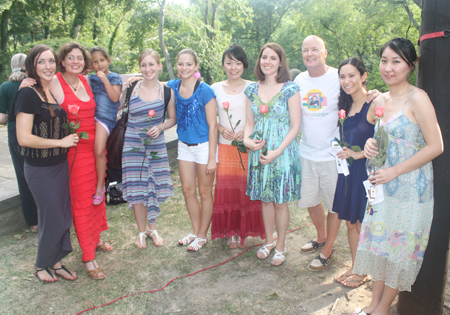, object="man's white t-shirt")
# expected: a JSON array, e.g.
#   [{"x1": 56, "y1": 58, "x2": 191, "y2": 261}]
[{"x1": 294, "y1": 67, "x2": 340, "y2": 162}]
